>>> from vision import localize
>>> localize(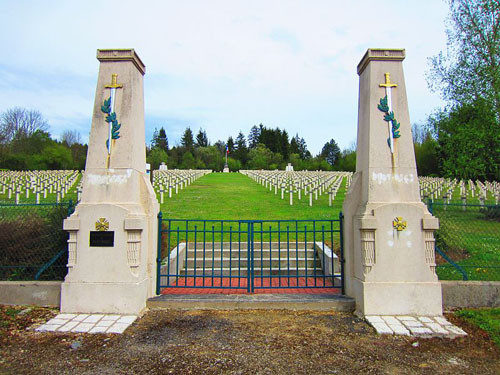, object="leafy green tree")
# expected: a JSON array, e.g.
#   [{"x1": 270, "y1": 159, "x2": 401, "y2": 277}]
[
  {"x1": 427, "y1": 0, "x2": 500, "y2": 118},
  {"x1": 213, "y1": 140, "x2": 226, "y2": 155},
  {"x1": 248, "y1": 144, "x2": 275, "y2": 169},
  {"x1": 69, "y1": 143, "x2": 88, "y2": 170},
  {"x1": 429, "y1": 99, "x2": 500, "y2": 180},
  {"x1": 227, "y1": 157, "x2": 242, "y2": 171},
  {"x1": 289, "y1": 153, "x2": 306, "y2": 171},
  {"x1": 147, "y1": 148, "x2": 168, "y2": 171},
  {"x1": 320, "y1": 139, "x2": 341, "y2": 166},
  {"x1": 195, "y1": 128, "x2": 208, "y2": 148},
  {"x1": 303, "y1": 156, "x2": 332, "y2": 171},
  {"x1": 414, "y1": 134, "x2": 439, "y2": 176},
  {"x1": 335, "y1": 149, "x2": 356, "y2": 172},
  {"x1": 412, "y1": 124, "x2": 439, "y2": 176},
  {"x1": 195, "y1": 146, "x2": 225, "y2": 171},
  {"x1": 180, "y1": 151, "x2": 196, "y2": 169}
]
